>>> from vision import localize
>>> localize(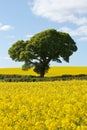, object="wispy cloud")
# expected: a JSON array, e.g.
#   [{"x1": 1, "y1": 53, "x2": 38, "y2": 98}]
[
  {"x1": 0, "y1": 23, "x2": 13, "y2": 31},
  {"x1": 0, "y1": 56, "x2": 10, "y2": 60},
  {"x1": 59, "y1": 25, "x2": 87, "y2": 41},
  {"x1": 78, "y1": 37, "x2": 87, "y2": 41},
  {"x1": 24, "y1": 34, "x2": 33, "y2": 40},
  {"x1": 59, "y1": 26, "x2": 87, "y2": 36},
  {"x1": 30, "y1": 0, "x2": 87, "y2": 25},
  {"x1": 6, "y1": 35, "x2": 15, "y2": 39},
  {"x1": 25, "y1": 34, "x2": 33, "y2": 39}
]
